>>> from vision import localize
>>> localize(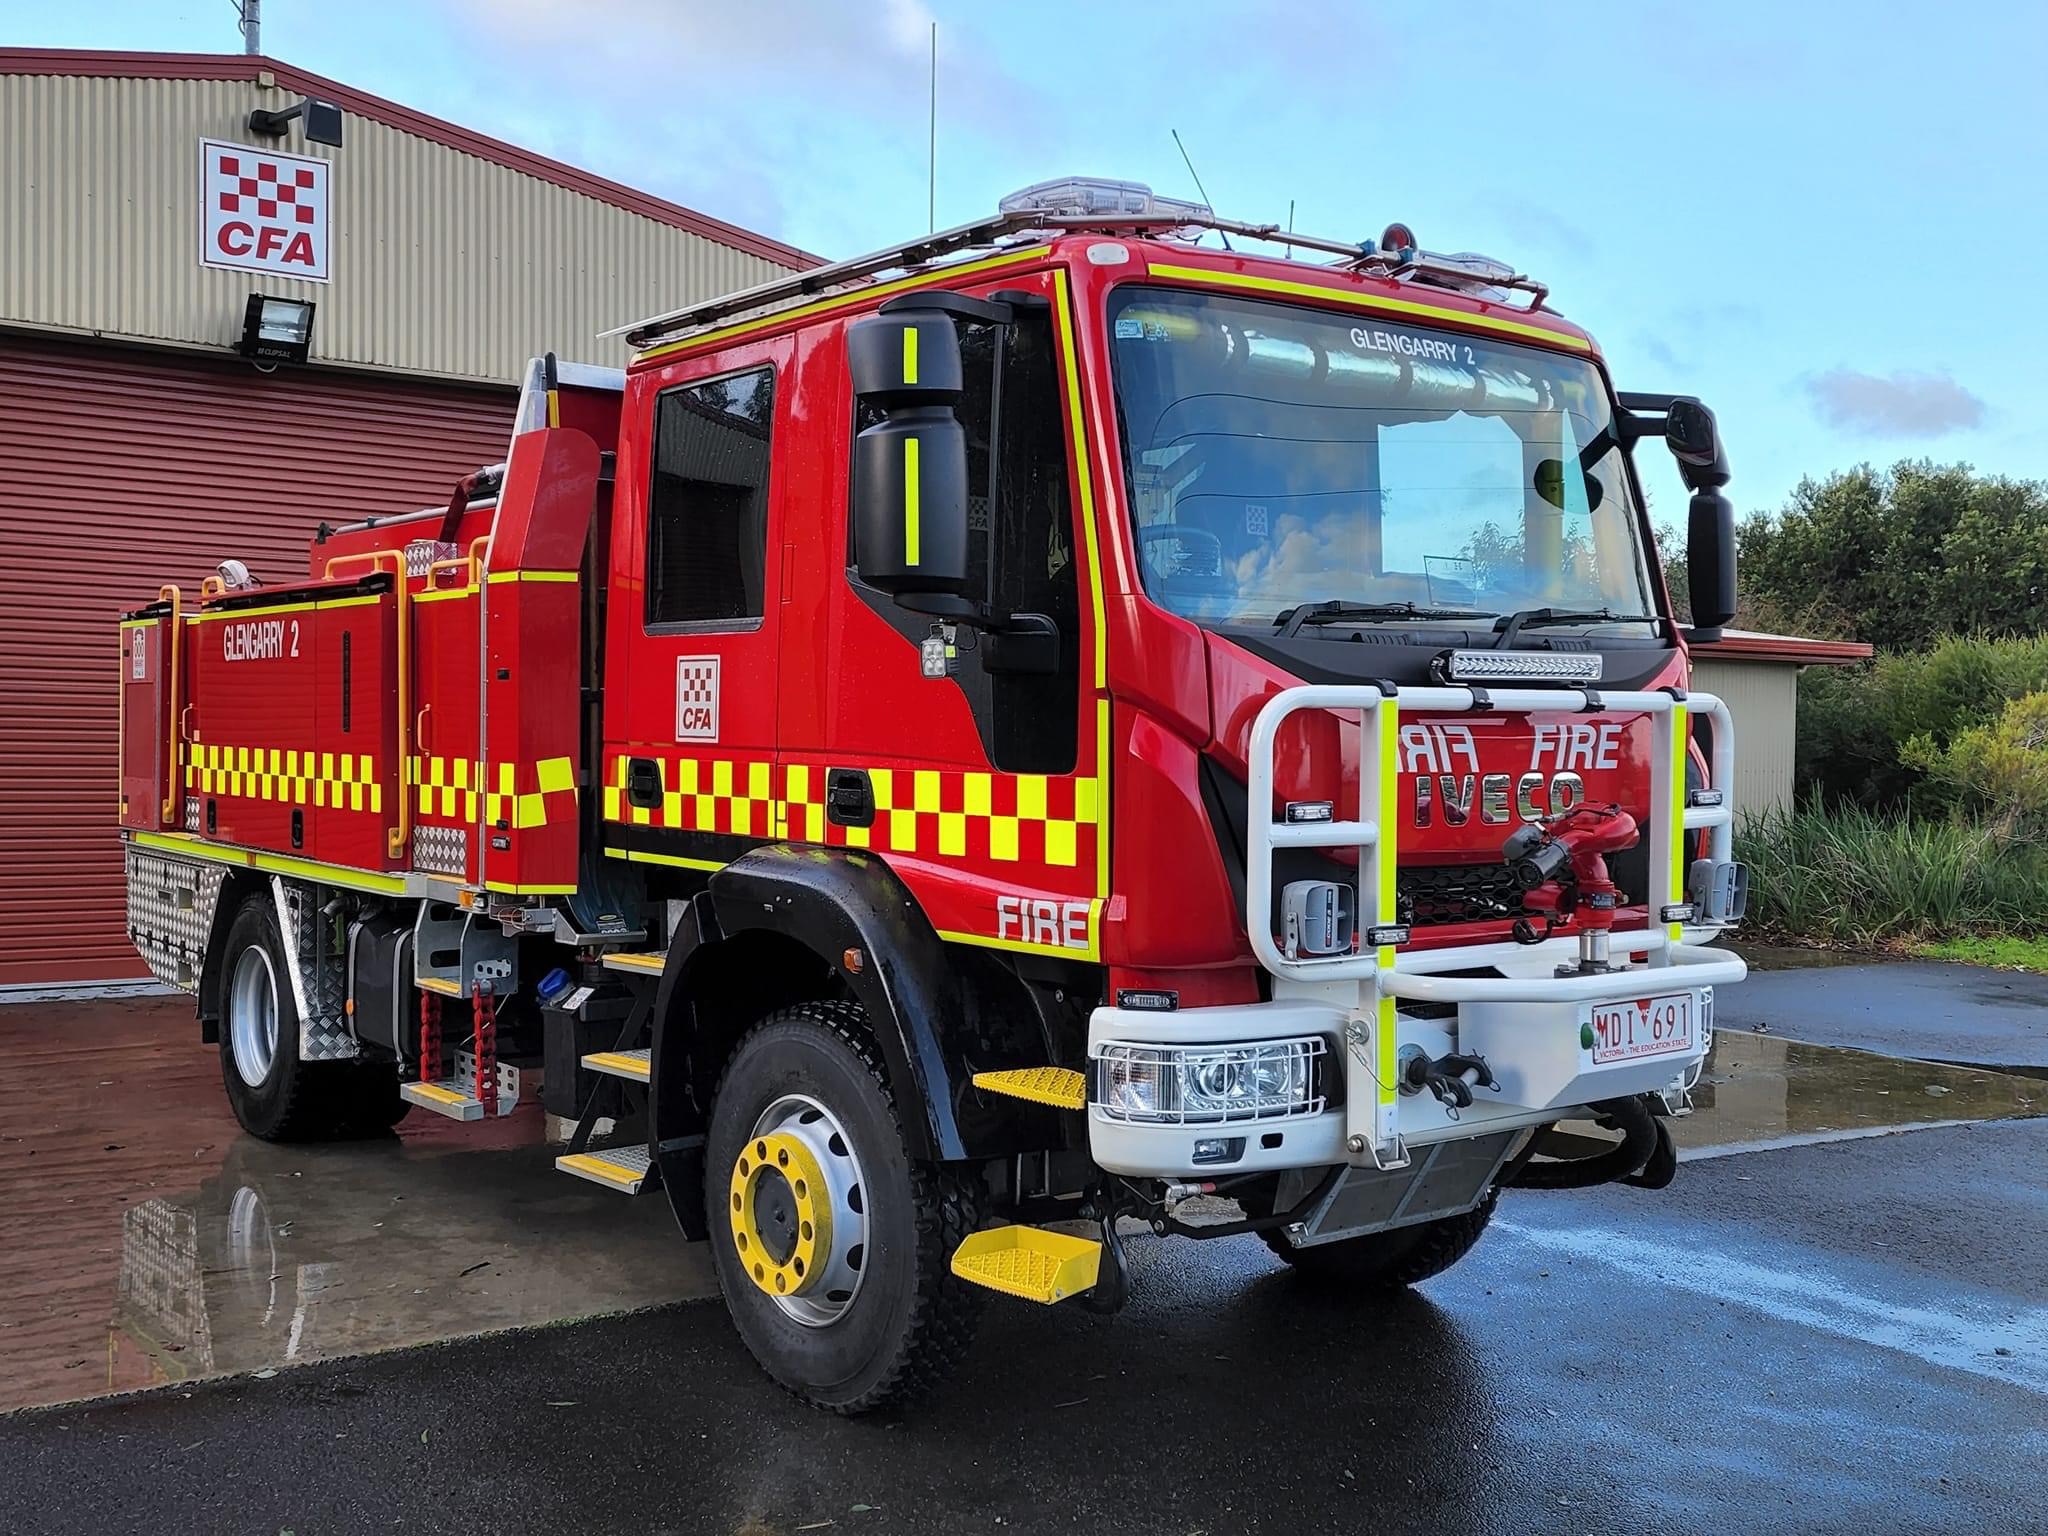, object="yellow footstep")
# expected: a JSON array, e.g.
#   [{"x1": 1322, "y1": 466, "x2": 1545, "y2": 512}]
[
  {"x1": 971, "y1": 1066, "x2": 1085, "y2": 1111},
  {"x1": 951, "y1": 1225, "x2": 1102, "y2": 1303}
]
